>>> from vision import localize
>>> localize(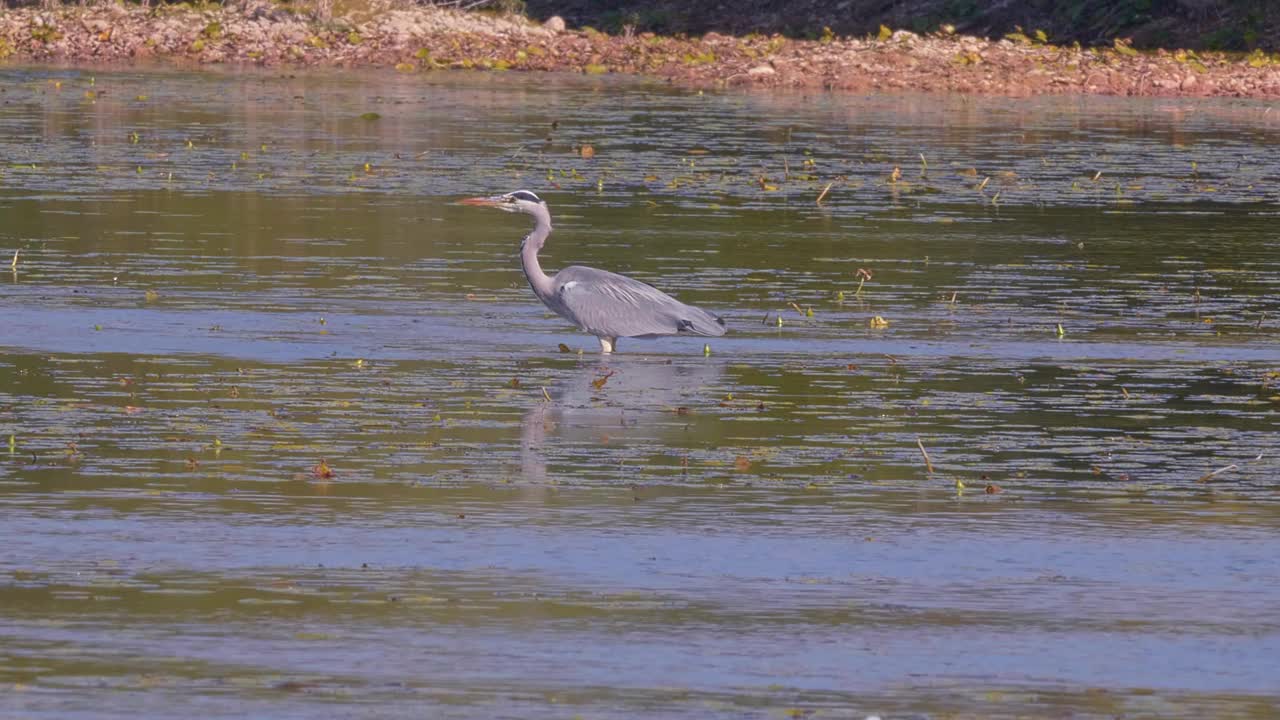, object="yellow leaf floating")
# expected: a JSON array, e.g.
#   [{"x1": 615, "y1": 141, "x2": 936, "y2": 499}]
[
  {"x1": 312, "y1": 459, "x2": 334, "y2": 479},
  {"x1": 869, "y1": 316, "x2": 890, "y2": 329}
]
